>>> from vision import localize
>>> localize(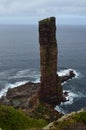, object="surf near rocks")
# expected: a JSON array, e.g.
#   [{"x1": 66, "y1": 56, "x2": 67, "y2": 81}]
[{"x1": 0, "y1": 17, "x2": 76, "y2": 112}]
